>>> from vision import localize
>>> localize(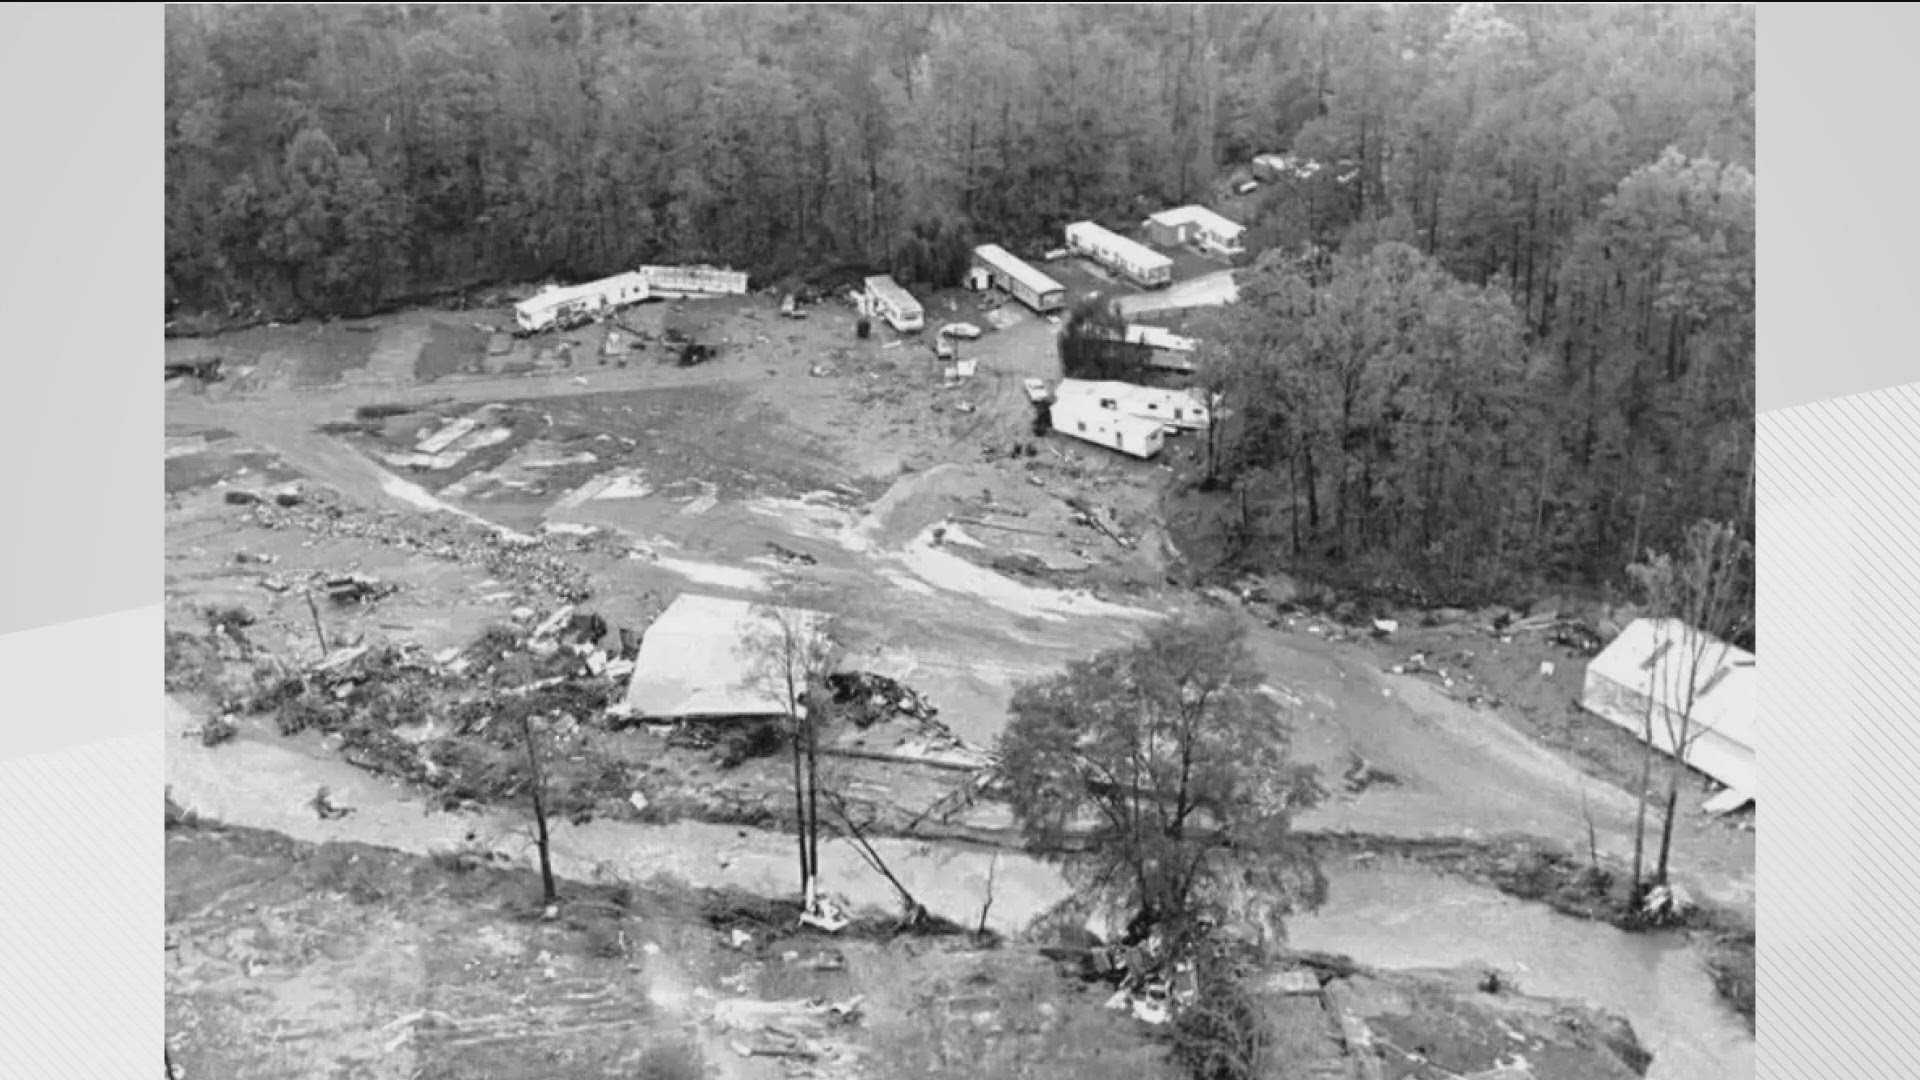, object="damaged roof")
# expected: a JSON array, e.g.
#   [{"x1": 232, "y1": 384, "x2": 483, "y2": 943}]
[{"x1": 624, "y1": 594, "x2": 827, "y2": 719}]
